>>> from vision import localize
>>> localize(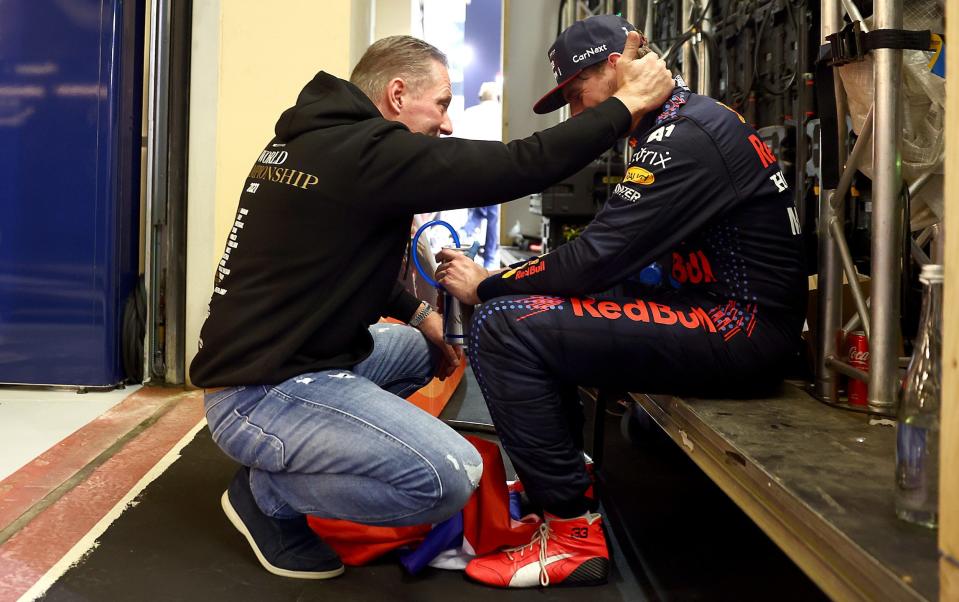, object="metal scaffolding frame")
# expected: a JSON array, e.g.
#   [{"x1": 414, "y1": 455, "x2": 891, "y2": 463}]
[
  {"x1": 815, "y1": 0, "x2": 849, "y2": 405},
  {"x1": 815, "y1": 0, "x2": 914, "y2": 414},
  {"x1": 575, "y1": 0, "x2": 924, "y2": 412}
]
